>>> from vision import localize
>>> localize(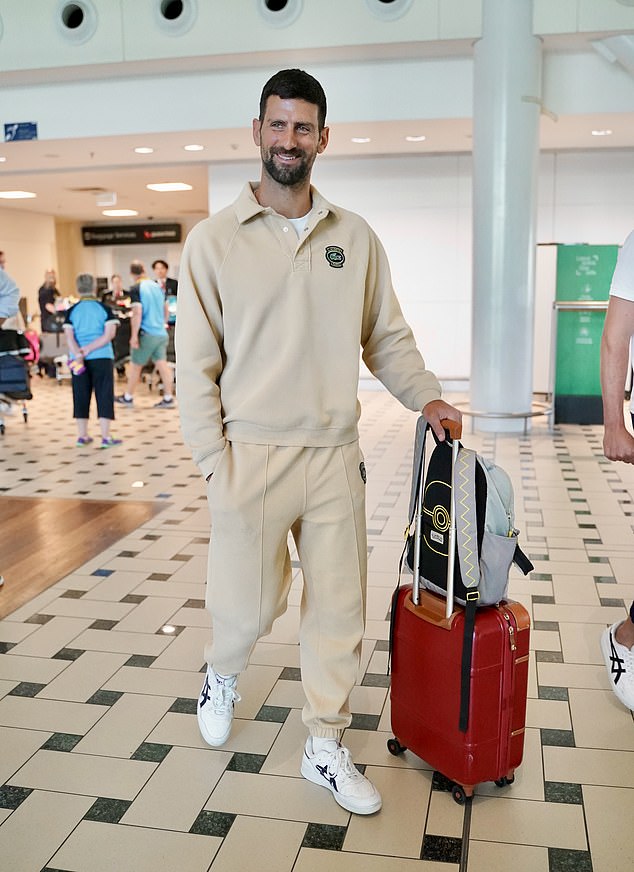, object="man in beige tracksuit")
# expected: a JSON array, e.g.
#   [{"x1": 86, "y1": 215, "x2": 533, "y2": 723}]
[{"x1": 176, "y1": 68, "x2": 461, "y2": 816}]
